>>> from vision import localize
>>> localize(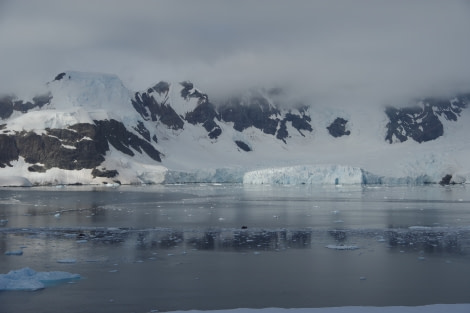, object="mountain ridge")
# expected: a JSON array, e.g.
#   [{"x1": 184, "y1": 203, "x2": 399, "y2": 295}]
[{"x1": 0, "y1": 70, "x2": 469, "y2": 186}]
